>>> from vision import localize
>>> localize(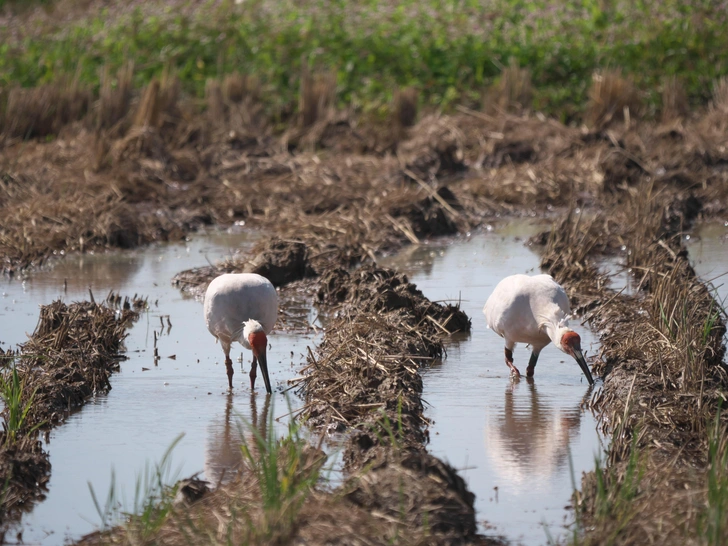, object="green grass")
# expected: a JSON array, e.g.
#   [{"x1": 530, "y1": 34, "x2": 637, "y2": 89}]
[
  {"x1": 2, "y1": 0, "x2": 728, "y2": 121},
  {"x1": 698, "y1": 407, "x2": 728, "y2": 546},
  {"x1": 88, "y1": 433, "x2": 184, "y2": 537},
  {"x1": 239, "y1": 399, "x2": 321, "y2": 522},
  {"x1": 0, "y1": 364, "x2": 42, "y2": 445}
]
